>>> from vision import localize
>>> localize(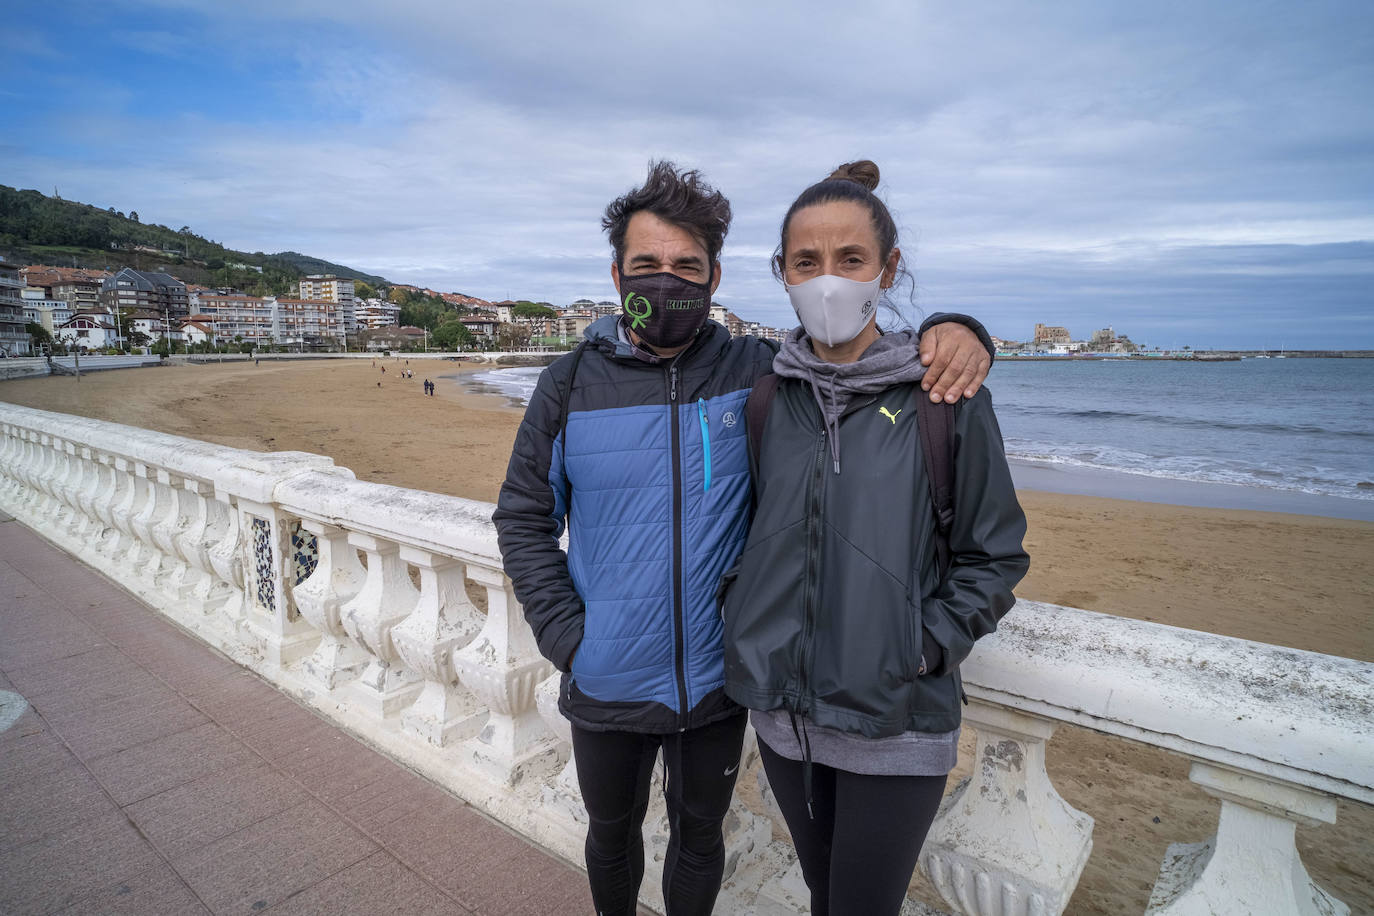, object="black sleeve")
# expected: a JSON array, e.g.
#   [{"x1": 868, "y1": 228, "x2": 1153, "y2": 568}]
[
  {"x1": 920, "y1": 388, "x2": 1029, "y2": 676},
  {"x1": 492, "y1": 366, "x2": 584, "y2": 672},
  {"x1": 918, "y1": 312, "x2": 997, "y2": 365}
]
